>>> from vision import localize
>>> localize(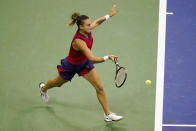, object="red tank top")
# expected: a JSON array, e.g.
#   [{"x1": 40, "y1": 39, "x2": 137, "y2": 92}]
[{"x1": 67, "y1": 30, "x2": 93, "y2": 65}]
